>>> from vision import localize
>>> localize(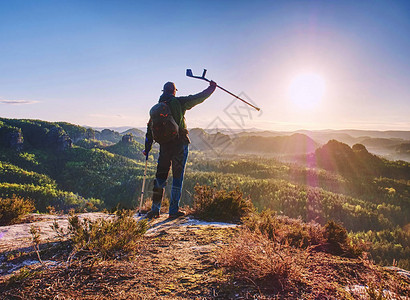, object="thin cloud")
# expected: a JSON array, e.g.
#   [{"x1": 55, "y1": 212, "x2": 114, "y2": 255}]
[{"x1": 0, "y1": 99, "x2": 40, "y2": 105}]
